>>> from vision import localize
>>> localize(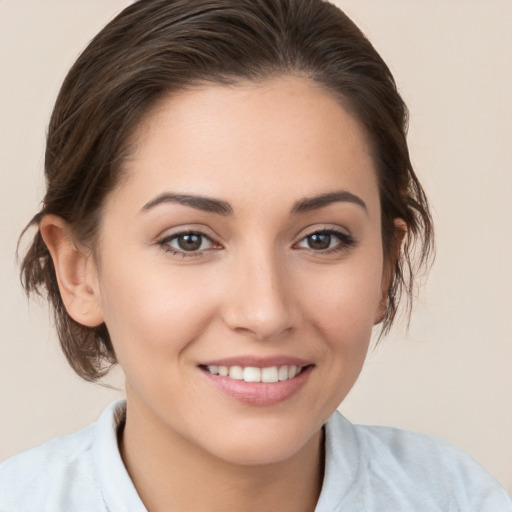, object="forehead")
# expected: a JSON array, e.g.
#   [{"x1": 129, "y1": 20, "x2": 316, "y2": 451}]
[{"x1": 115, "y1": 75, "x2": 379, "y2": 217}]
